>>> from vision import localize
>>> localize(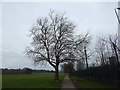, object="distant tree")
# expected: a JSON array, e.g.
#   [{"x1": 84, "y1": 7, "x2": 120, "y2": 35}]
[
  {"x1": 94, "y1": 34, "x2": 120, "y2": 83},
  {"x1": 107, "y1": 34, "x2": 120, "y2": 85},
  {"x1": 108, "y1": 35, "x2": 119, "y2": 65},
  {"x1": 22, "y1": 68, "x2": 32, "y2": 74},
  {"x1": 76, "y1": 33, "x2": 91, "y2": 70},
  {"x1": 61, "y1": 62, "x2": 74, "y2": 75},
  {"x1": 25, "y1": 10, "x2": 90, "y2": 81},
  {"x1": 95, "y1": 36, "x2": 108, "y2": 66},
  {"x1": 76, "y1": 60, "x2": 85, "y2": 71}
]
